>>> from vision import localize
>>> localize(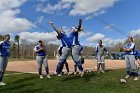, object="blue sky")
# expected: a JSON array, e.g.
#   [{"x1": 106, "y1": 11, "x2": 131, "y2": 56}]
[{"x1": 0, "y1": 0, "x2": 140, "y2": 46}]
